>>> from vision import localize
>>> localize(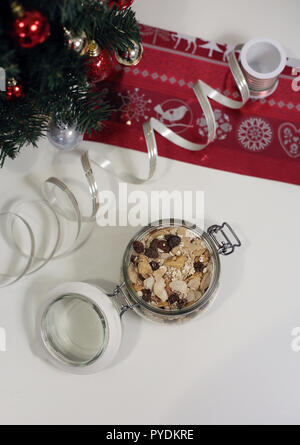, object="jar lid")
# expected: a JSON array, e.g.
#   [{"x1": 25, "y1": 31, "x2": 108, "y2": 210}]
[{"x1": 36, "y1": 282, "x2": 122, "y2": 374}]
